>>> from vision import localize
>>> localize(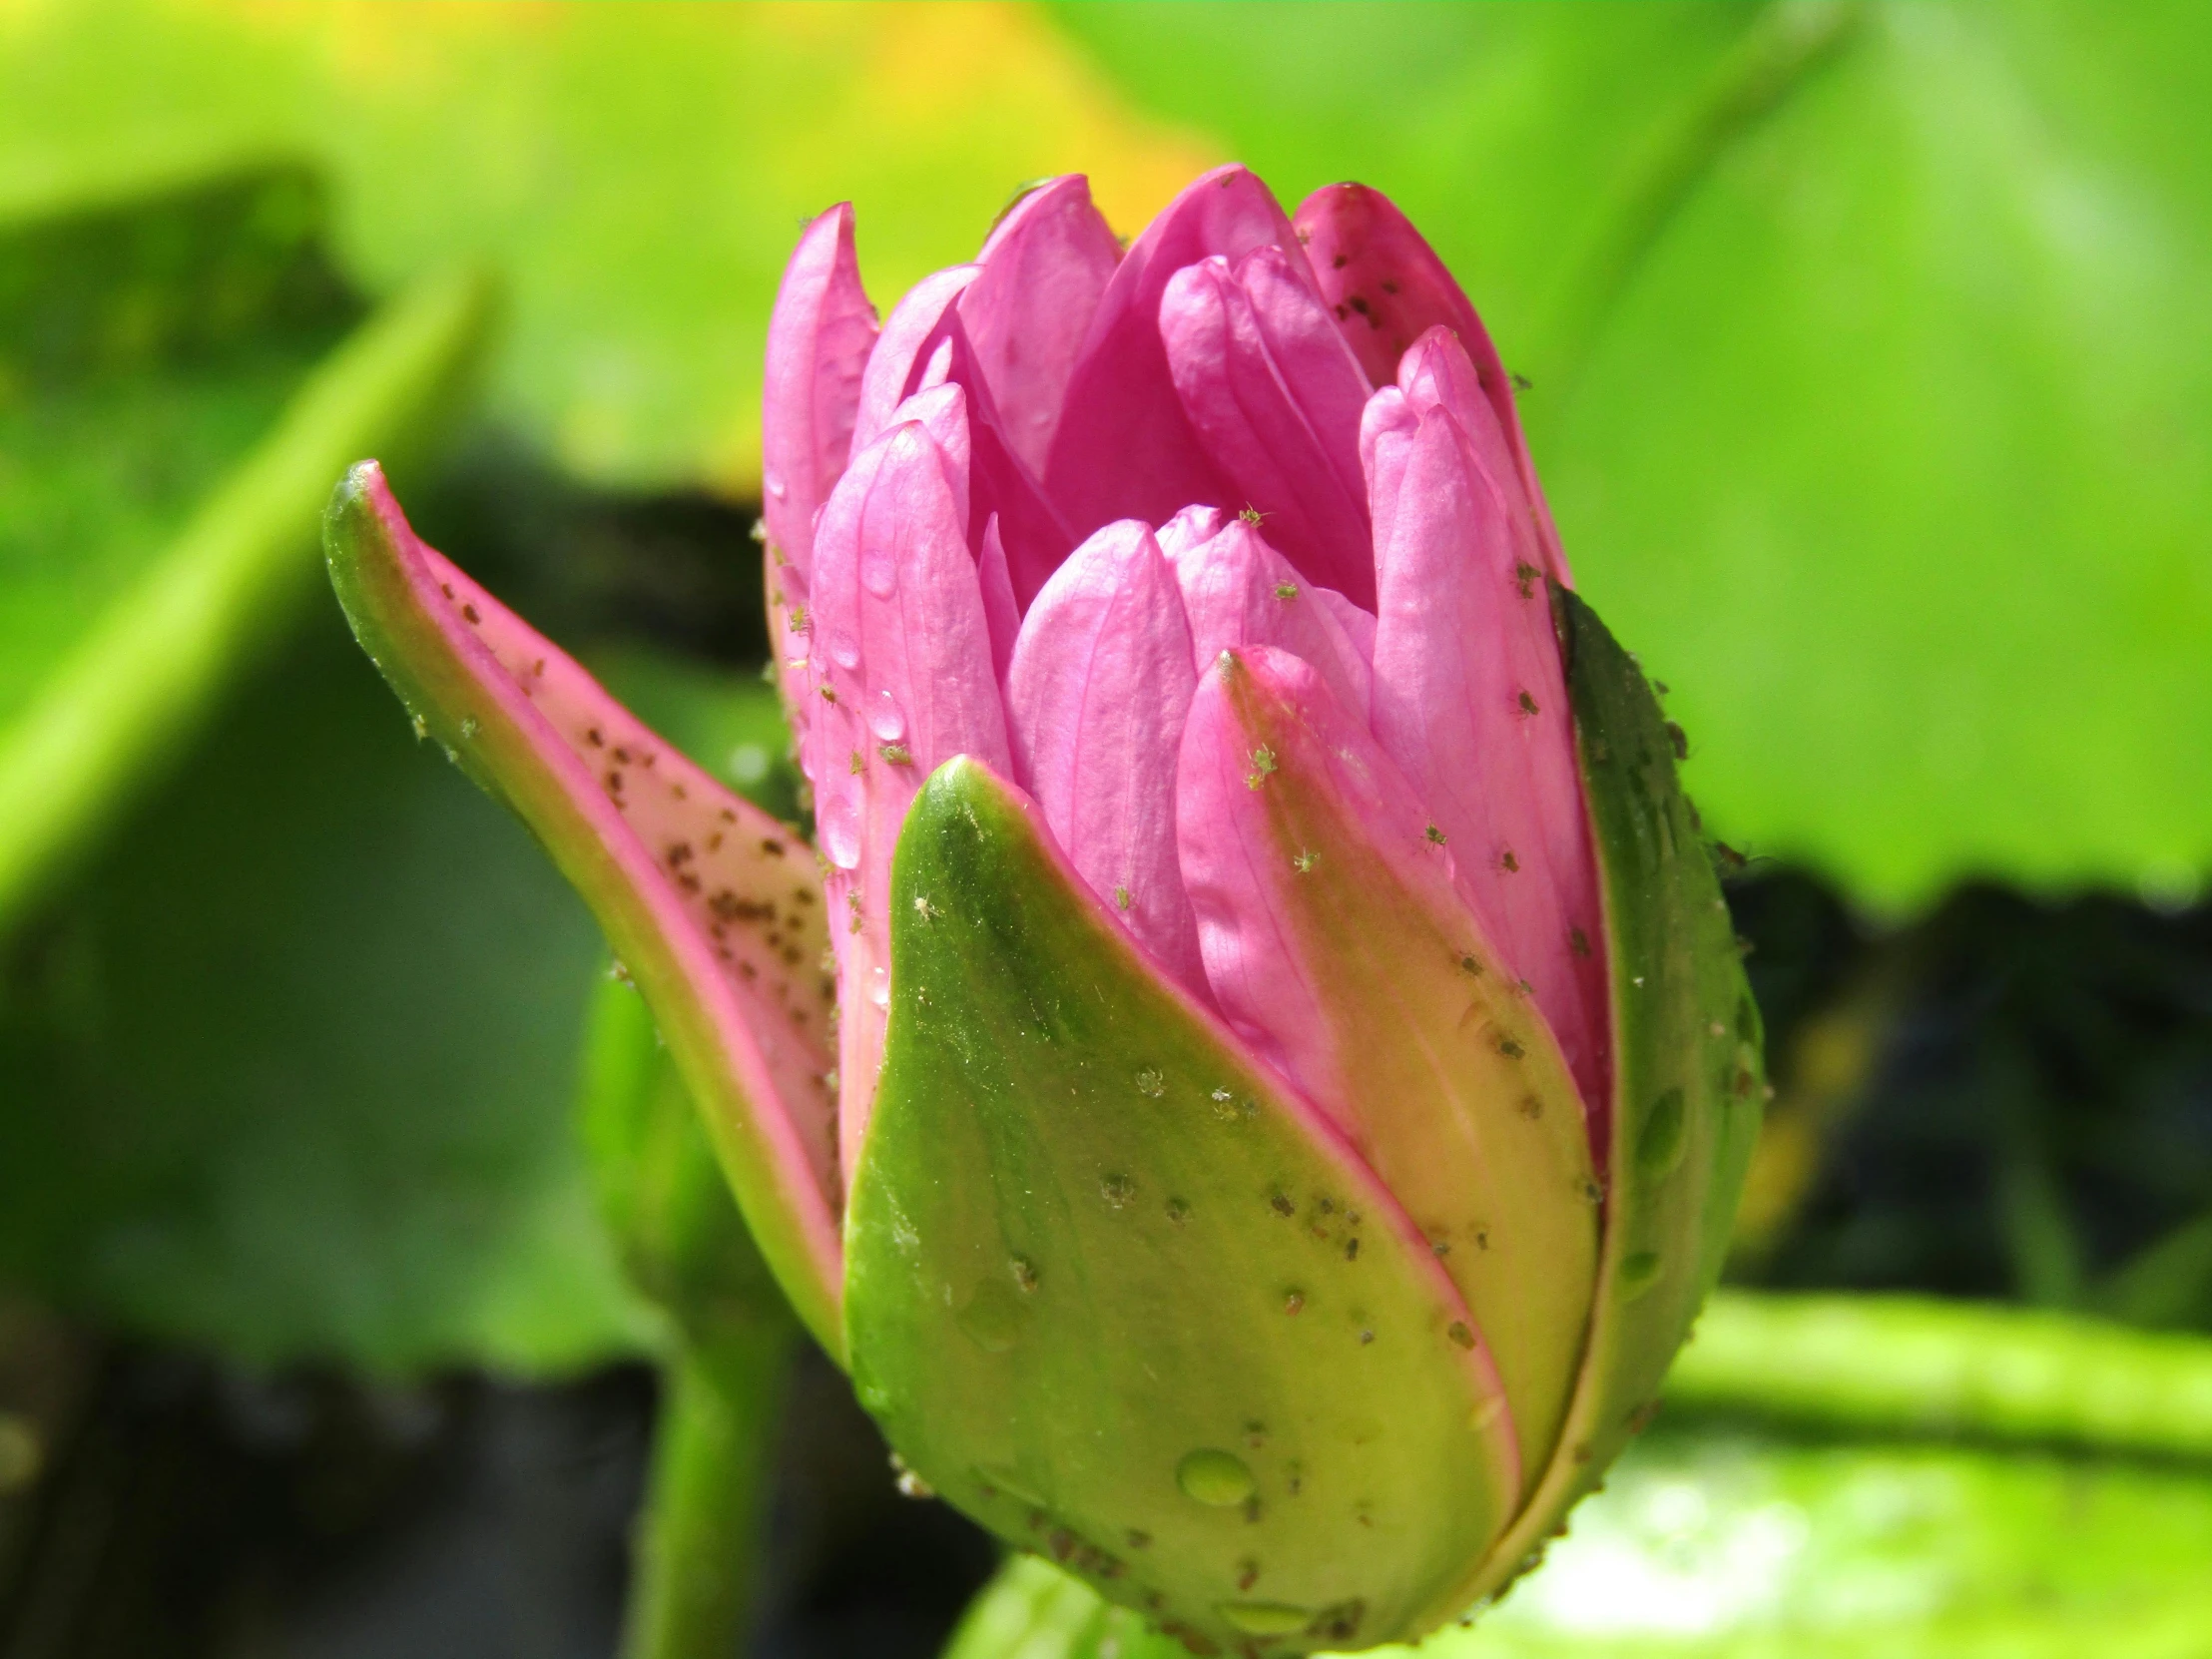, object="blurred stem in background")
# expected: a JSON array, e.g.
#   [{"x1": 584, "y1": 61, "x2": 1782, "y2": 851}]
[{"x1": 580, "y1": 965, "x2": 798, "y2": 1659}]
